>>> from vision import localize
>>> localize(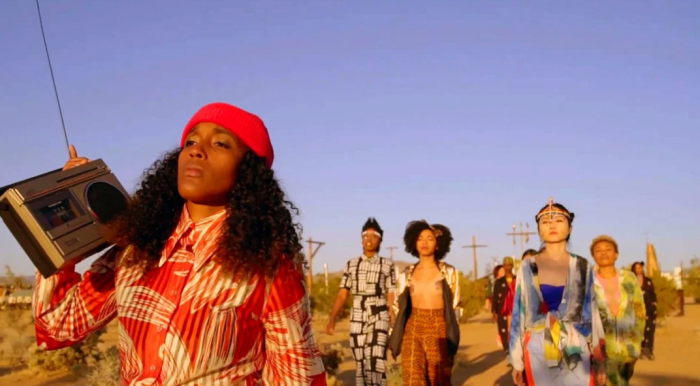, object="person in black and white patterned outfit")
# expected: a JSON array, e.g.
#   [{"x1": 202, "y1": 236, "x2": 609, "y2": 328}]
[{"x1": 327, "y1": 217, "x2": 397, "y2": 386}]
